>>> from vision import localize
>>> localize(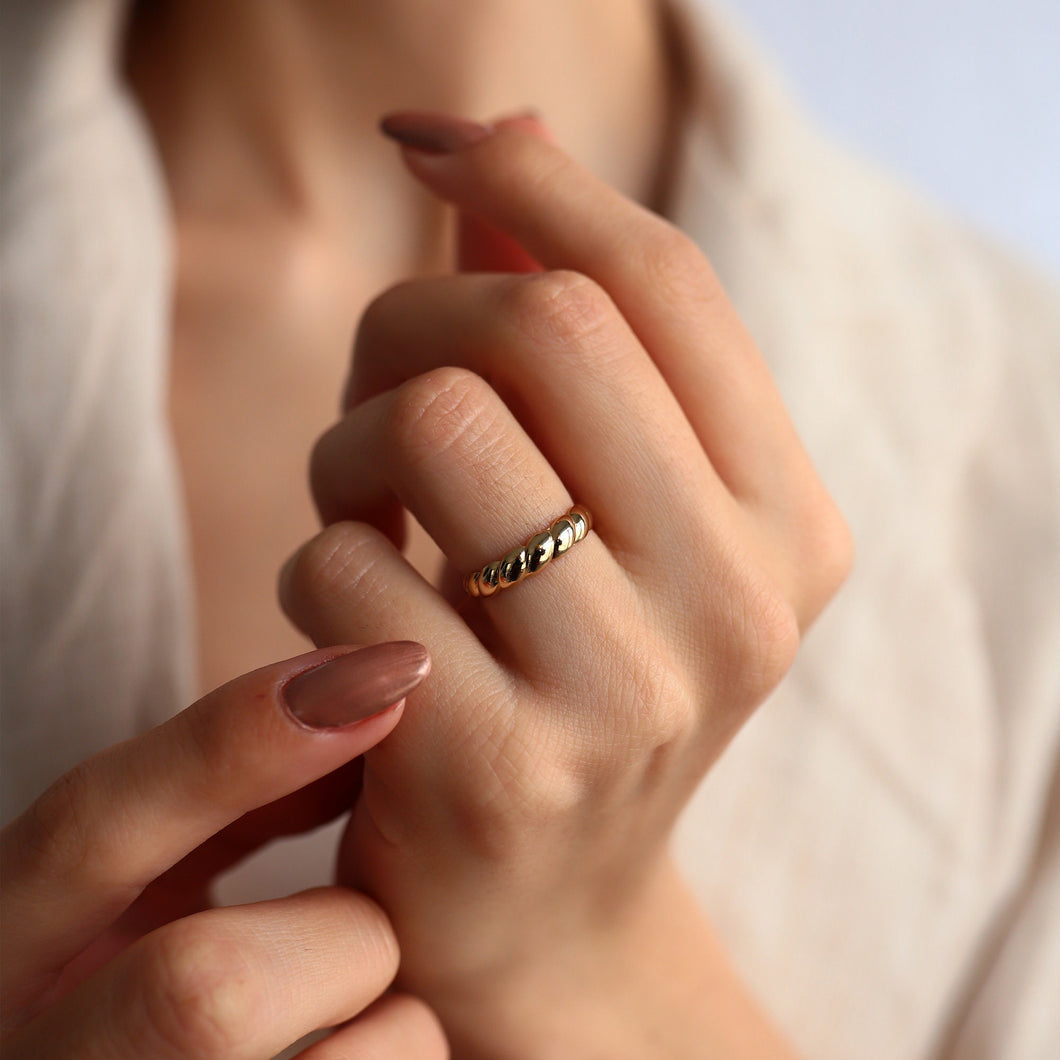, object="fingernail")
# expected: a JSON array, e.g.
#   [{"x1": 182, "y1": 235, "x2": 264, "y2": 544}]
[
  {"x1": 380, "y1": 111, "x2": 493, "y2": 155},
  {"x1": 283, "y1": 642, "x2": 431, "y2": 730}
]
